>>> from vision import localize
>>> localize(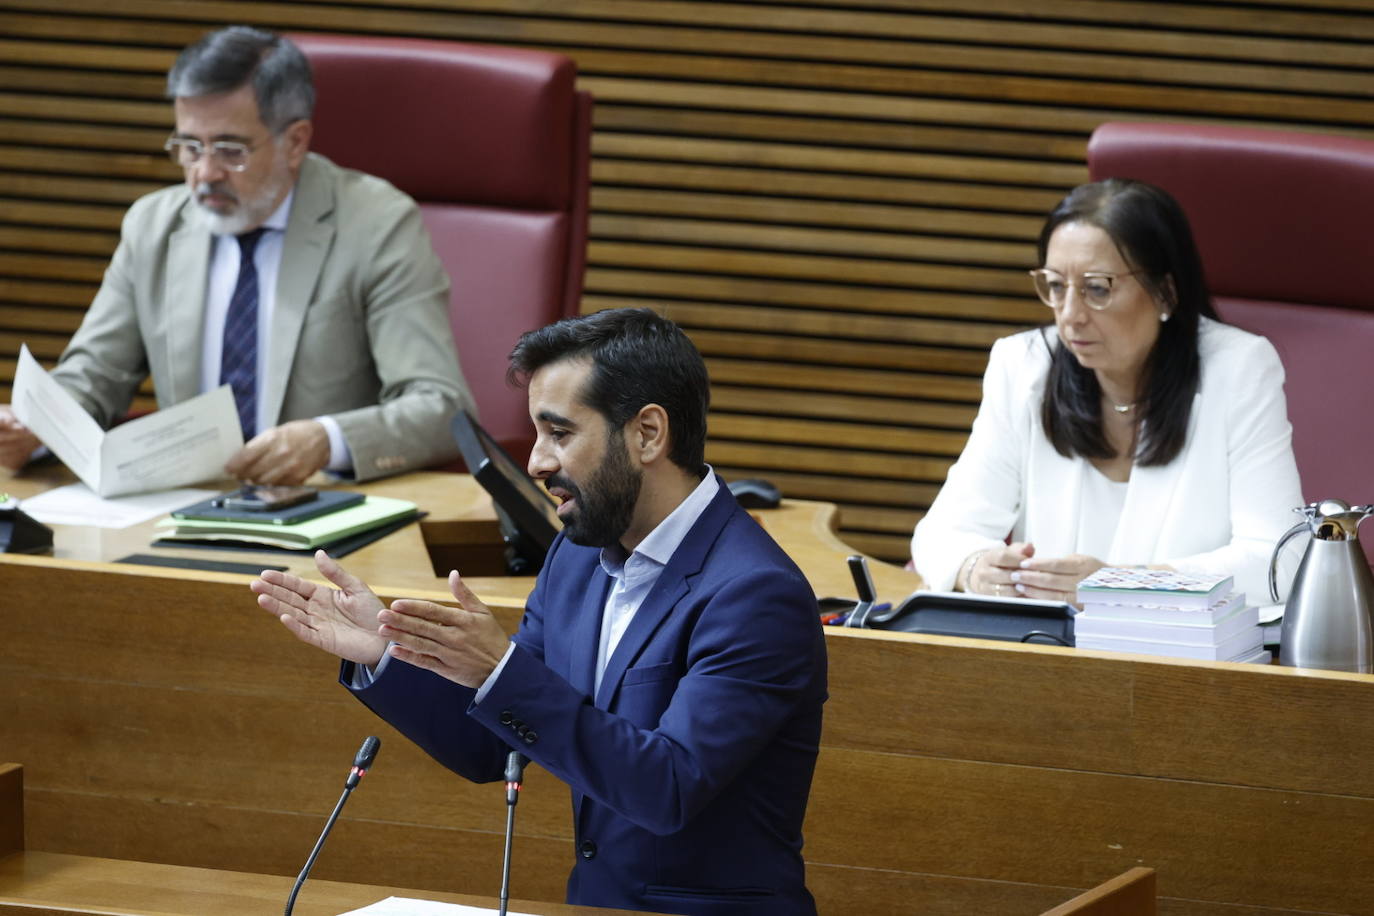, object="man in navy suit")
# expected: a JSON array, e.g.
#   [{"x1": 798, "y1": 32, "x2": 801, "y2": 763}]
[{"x1": 252, "y1": 308, "x2": 827, "y2": 914}]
